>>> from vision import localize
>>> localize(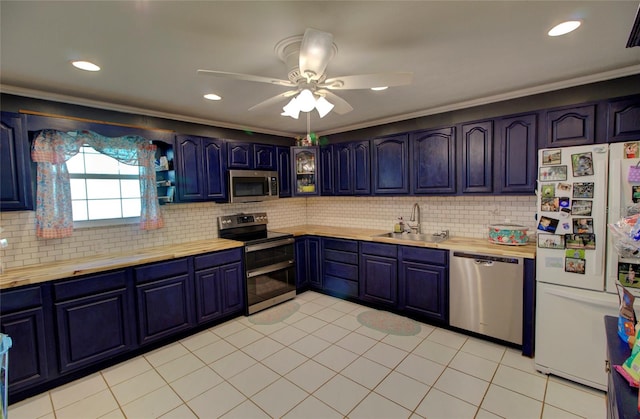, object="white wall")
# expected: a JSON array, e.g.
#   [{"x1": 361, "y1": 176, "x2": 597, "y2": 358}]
[{"x1": 0, "y1": 195, "x2": 536, "y2": 270}]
